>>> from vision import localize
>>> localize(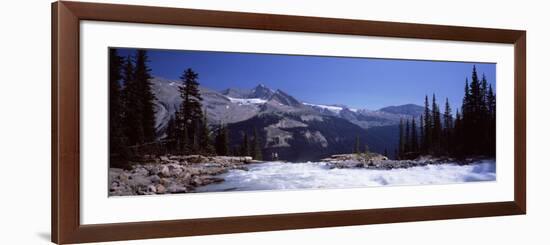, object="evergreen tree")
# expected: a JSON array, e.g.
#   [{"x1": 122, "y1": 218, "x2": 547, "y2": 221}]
[
  {"x1": 109, "y1": 49, "x2": 124, "y2": 130},
  {"x1": 444, "y1": 98, "x2": 453, "y2": 130},
  {"x1": 177, "y1": 68, "x2": 204, "y2": 154},
  {"x1": 419, "y1": 115, "x2": 424, "y2": 153},
  {"x1": 431, "y1": 94, "x2": 442, "y2": 155},
  {"x1": 443, "y1": 98, "x2": 453, "y2": 154},
  {"x1": 398, "y1": 119, "x2": 405, "y2": 159},
  {"x1": 121, "y1": 55, "x2": 144, "y2": 145},
  {"x1": 487, "y1": 84, "x2": 496, "y2": 118},
  {"x1": 454, "y1": 110, "x2": 463, "y2": 158},
  {"x1": 134, "y1": 50, "x2": 157, "y2": 143},
  {"x1": 462, "y1": 78, "x2": 471, "y2": 118},
  {"x1": 423, "y1": 95, "x2": 432, "y2": 153},
  {"x1": 215, "y1": 123, "x2": 229, "y2": 156},
  {"x1": 481, "y1": 74, "x2": 489, "y2": 112},
  {"x1": 480, "y1": 74, "x2": 492, "y2": 153},
  {"x1": 487, "y1": 84, "x2": 496, "y2": 154},
  {"x1": 460, "y1": 78, "x2": 471, "y2": 155},
  {"x1": 198, "y1": 110, "x2": 213, "y2": 154},
  {"x1": 181, "y1": 125, "x2": 189, "y2": 154},
  {"x1": 165, "y1": 115, "x2": 177, "y2": 153},
  {"x1": 191, "y1": 120, "x2": 200, "y2": 153},
  {"x1": 404, "y1": 119, "x2": 410, "y2": 153},
  {"x1": 109, "y1": 49, "x2": 130, "y2": 168},
  {"x1": 411, "y1": 117, "x2": 418, "y2": 152},
  {"x1": 251, "y1": 127, "x2": 263, "y2": 160},
  {"x1": 240, "y1": 132, "x2": 250, "y2": 157}
]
